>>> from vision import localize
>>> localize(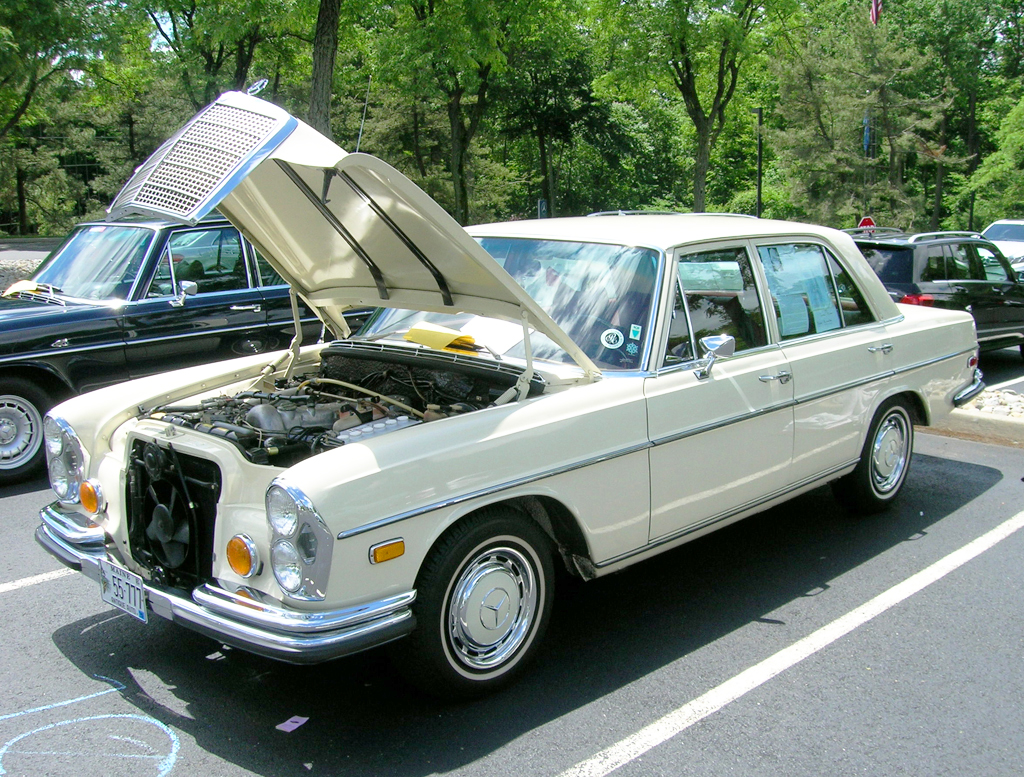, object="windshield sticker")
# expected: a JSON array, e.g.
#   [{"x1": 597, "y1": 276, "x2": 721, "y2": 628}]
[
  {"x1": 626, "y1": 342, "x2": 639, "y2": 356},
  {"x1": 629, "y1": 324, "x2": 642, "y2": 340},
  {"x1": 601, "y1": 329, "x2": 625, "y2": 349}
]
